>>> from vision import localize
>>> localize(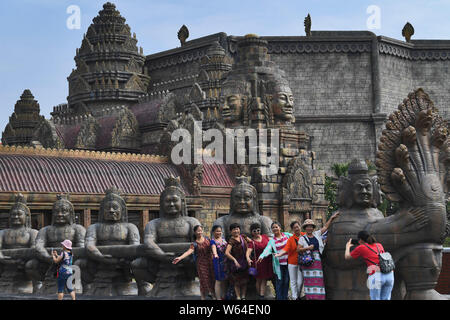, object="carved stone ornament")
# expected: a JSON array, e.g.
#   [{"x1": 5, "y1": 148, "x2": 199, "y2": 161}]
[
  {"x1": 304, "y1": 13, "x2": 312, "y2": 37},
  {"x1": 70, "y1": 76, "x2": 91, "y2": 96},
  {"x1": 32, "y1": 119, "x2": 65, "y2": 149},
  {"x1": 178, "y1": 25, "x2": 189, "y2": 46},
  {"x1": 283, "y1": 156, "x2": 314, "y2": 203},
  {"x1": 402, "y1": 22, "x2": 414, "y2": 43},
  {"x1": 75, "y1": 115, "x2": 99, "y2": 149},
  {"x1": 111, "y1": 107, "x2": 140, "y2": 149},
  {"x1": 124, "y1": 74, "x2": 146, "y2": 92}
]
